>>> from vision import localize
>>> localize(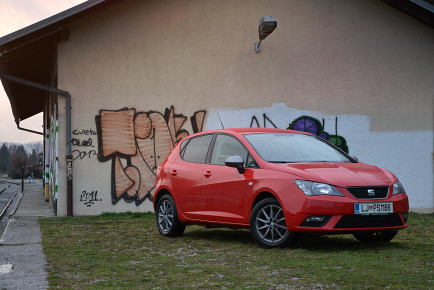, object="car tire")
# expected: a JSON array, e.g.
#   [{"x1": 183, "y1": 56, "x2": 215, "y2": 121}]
[
  {"x1": 156, "y1": 194, "x2": 186, "y2": 237},
  {"x1": 353, "y1": 230, "x2": 398, "y2": 243},
  {"x1": 250, "y1": 198, "x2": 293, "y2": 248}
]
